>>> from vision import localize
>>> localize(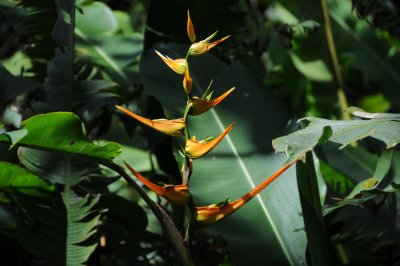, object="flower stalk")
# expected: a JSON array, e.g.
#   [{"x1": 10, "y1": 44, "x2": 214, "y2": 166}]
[{"x1": 115, "y1": 9, "x2": 295, "y2": 262}]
